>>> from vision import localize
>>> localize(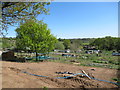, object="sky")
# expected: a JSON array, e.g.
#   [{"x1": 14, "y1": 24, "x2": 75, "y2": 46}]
[
  {"x1": 7, "y1": 2, "x2": 118, "y2": 39},
  {"x1": 54, "y1": 0, "x2": 119, "y2": 2}
]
